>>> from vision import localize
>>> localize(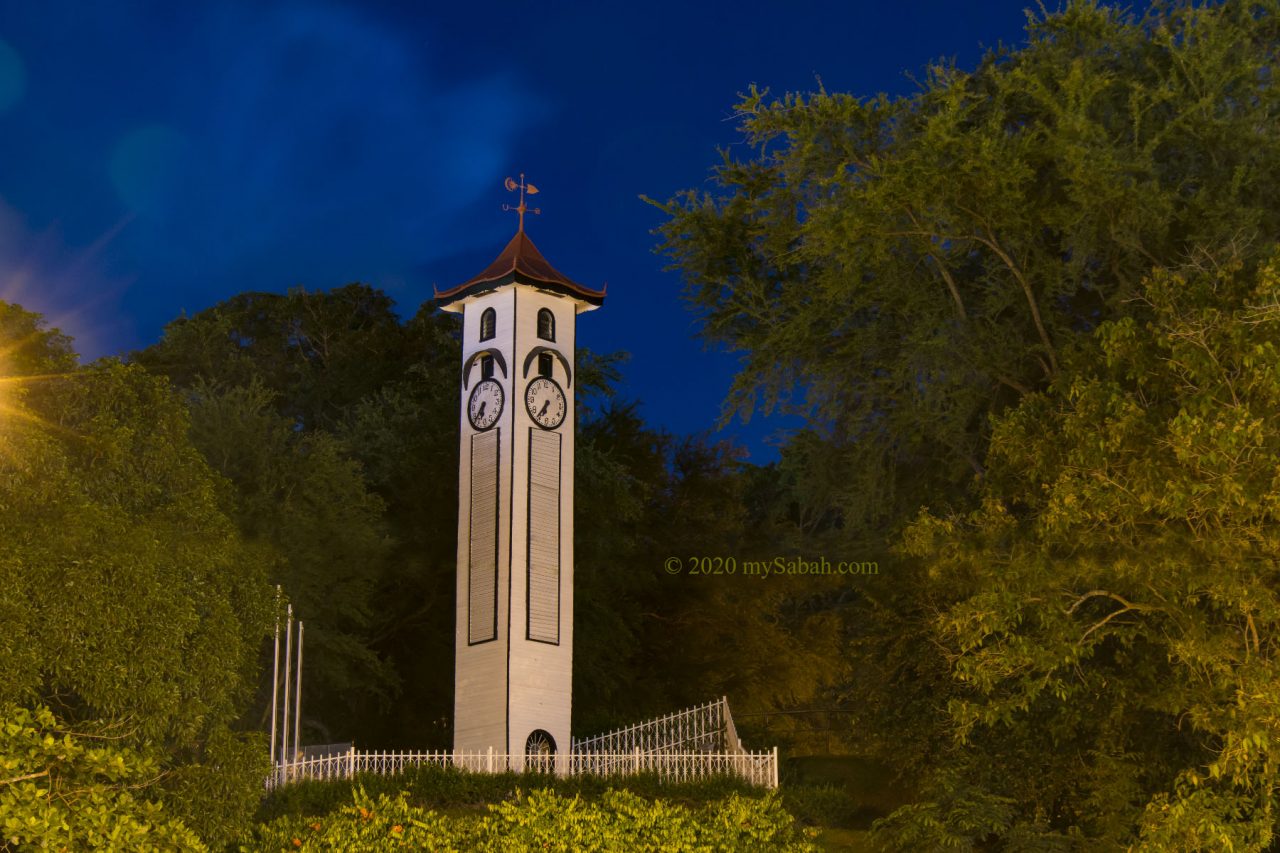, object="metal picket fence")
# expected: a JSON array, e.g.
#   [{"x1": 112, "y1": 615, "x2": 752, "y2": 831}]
[
  {"x1": 268, "y1": 746, "x2": 778, "y2": 790},
  {"x1": 267, "y1": 697, "x2": 777, "y2": 791},
  {"x1": 570, "y1": 696, "x2": 742, "y2": 755}
]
